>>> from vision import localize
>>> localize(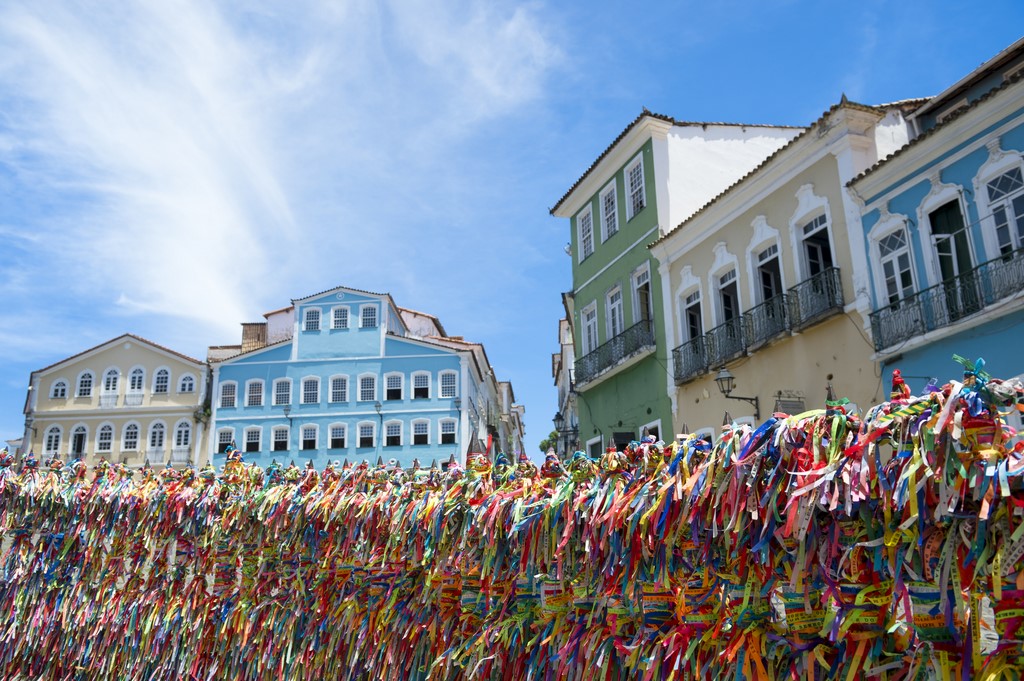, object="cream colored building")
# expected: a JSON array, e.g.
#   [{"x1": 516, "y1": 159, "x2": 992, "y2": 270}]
[
  {"x1": 649, "y1": 99, "x2": 923, "y2": 437},
  {"x1": 22, "y1": 334, "x2": 209, "y2": 468}
]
